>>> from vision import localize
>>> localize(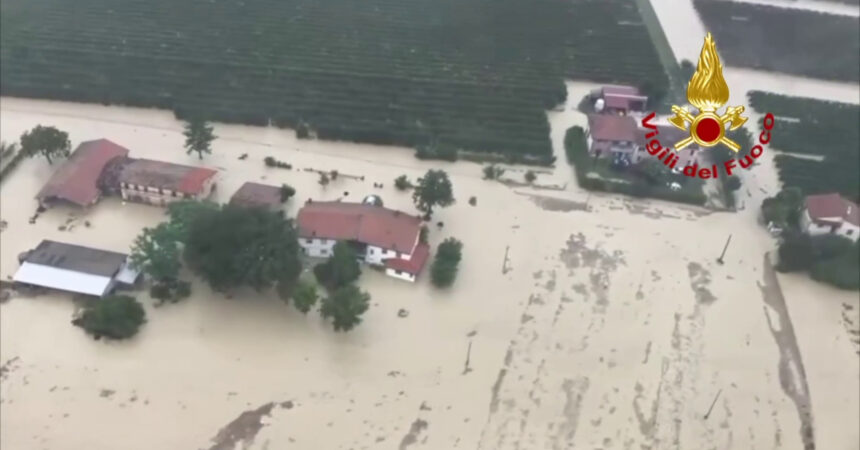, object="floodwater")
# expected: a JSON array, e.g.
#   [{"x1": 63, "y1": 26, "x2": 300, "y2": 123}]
[{"x1": 1, "y1": 0, "x2": 859, "y2": 448}]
